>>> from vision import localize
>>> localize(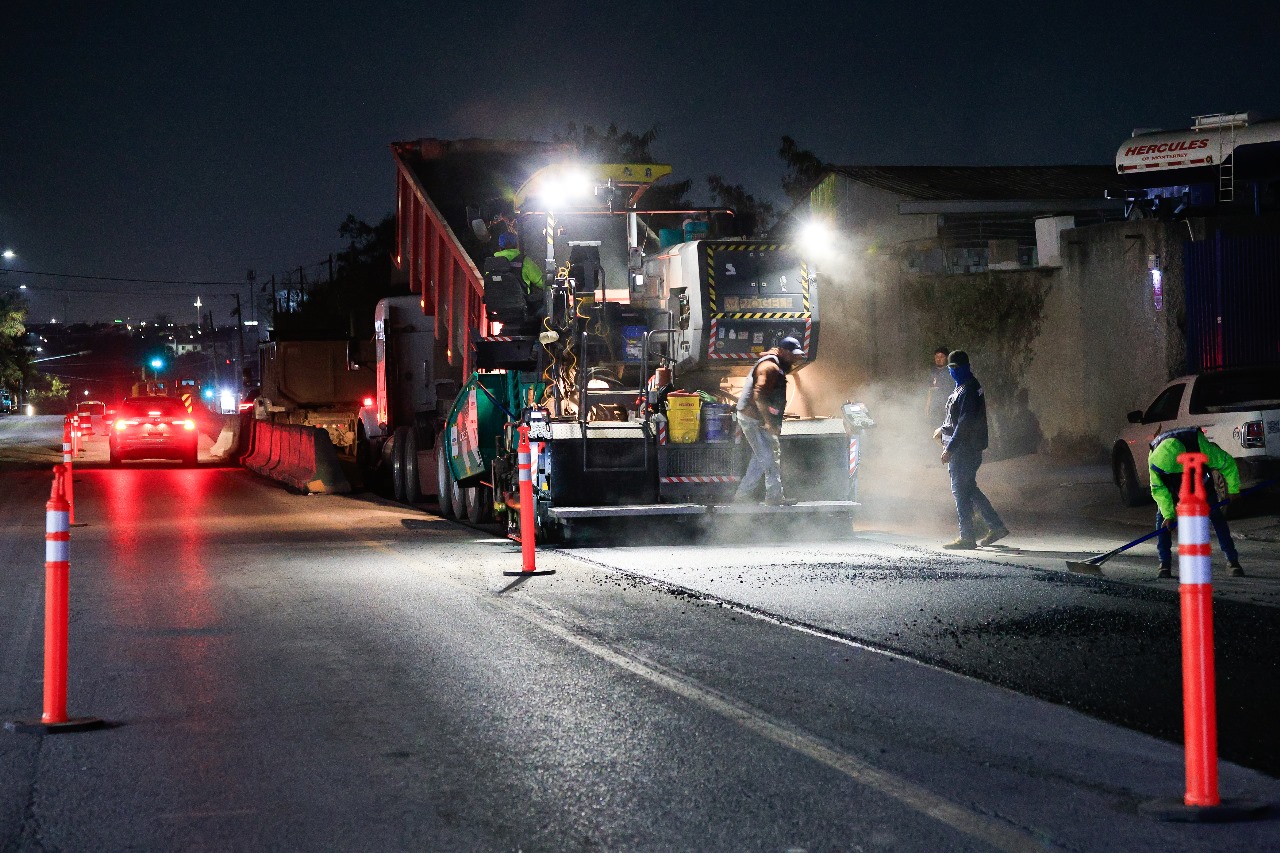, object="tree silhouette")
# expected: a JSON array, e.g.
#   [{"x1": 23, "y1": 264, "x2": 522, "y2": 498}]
[{"x1": 779, "y1": 136, "x2": 828, "y2": 203}]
